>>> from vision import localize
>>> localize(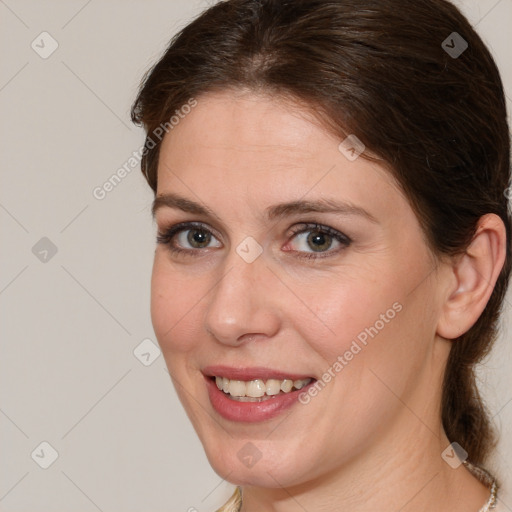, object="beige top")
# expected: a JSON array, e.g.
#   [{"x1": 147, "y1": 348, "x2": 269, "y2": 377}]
[{"x1": 216, "y1": 462, "x2": 505, "y2": 512}]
